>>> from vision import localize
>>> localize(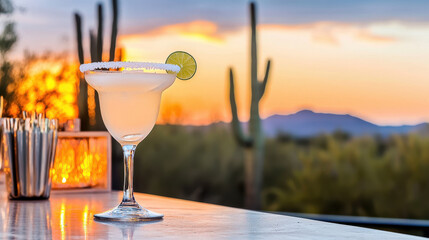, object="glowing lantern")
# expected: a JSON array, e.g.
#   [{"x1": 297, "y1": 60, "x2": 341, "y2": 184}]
[{"x1": 52, "y1": 131, "x2": 111, "y2": 192}]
